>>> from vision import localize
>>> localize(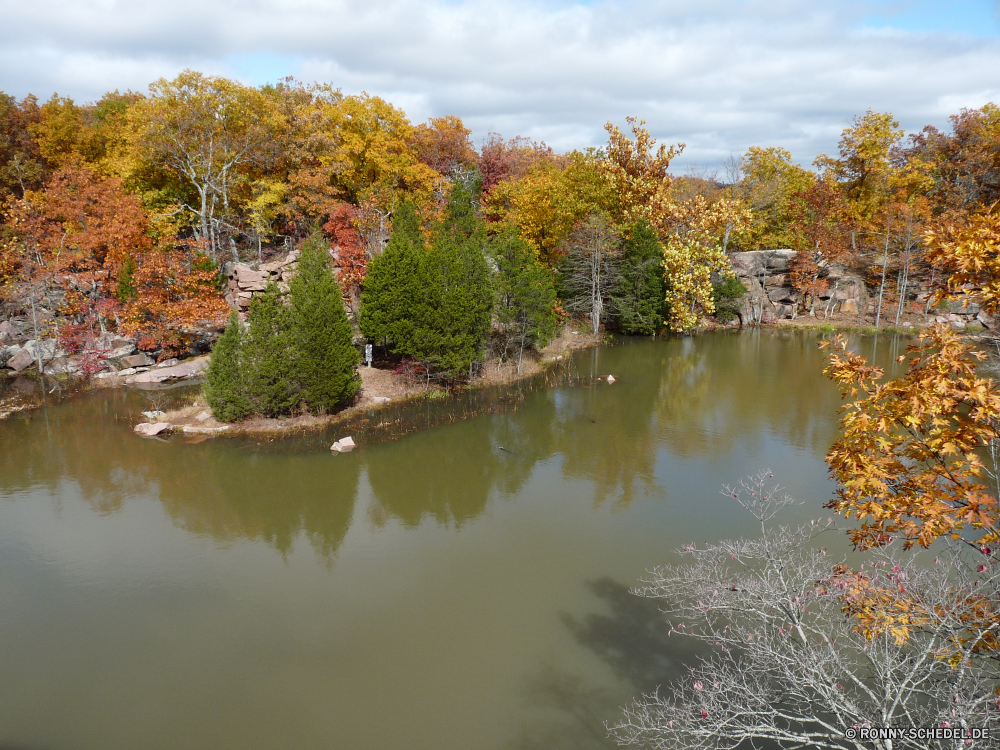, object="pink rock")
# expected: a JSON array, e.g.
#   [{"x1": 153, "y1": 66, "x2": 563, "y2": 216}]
[
  {"x1": 7, "y1": 348, "x2": 33, "y2": 372},
  {"x1": 134, "y1": 422, "x2": 172, "y2": 436}
]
